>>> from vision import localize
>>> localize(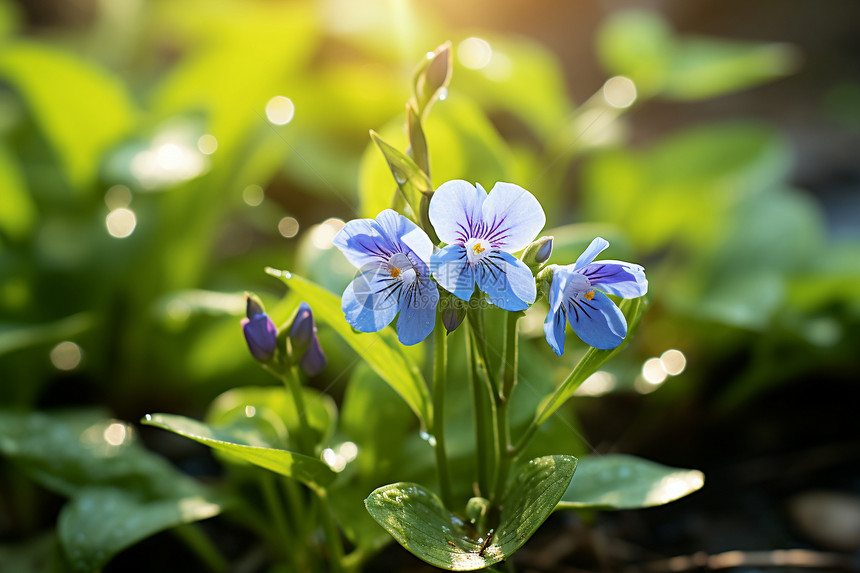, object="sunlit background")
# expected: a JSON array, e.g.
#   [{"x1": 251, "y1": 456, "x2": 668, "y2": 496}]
[{"x1": 2, "y1": 0, "x2": 859, "y2": 570}]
